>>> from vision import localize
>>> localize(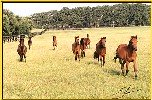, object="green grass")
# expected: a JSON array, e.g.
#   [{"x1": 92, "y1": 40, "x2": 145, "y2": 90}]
[{"x1": 3, "y1": 26, "x2": 151, "y2": 99}]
